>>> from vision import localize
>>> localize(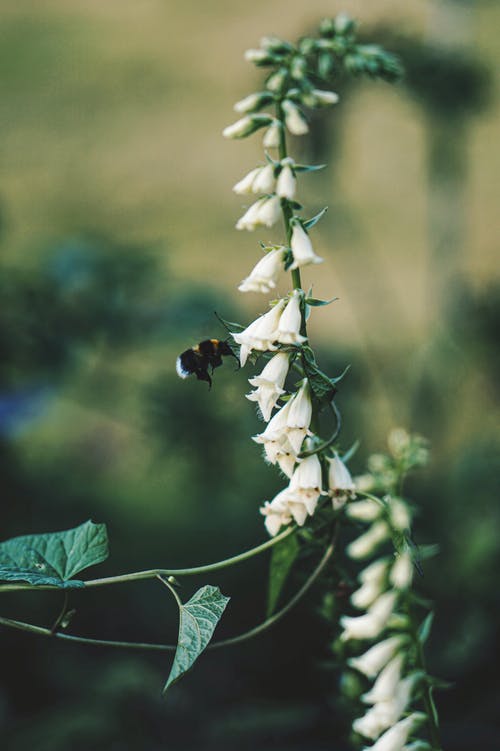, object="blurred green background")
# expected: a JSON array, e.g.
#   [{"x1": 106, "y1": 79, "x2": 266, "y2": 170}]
[{"x1": 0, "y1": 1, "x2": 499, "y2": 749}]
